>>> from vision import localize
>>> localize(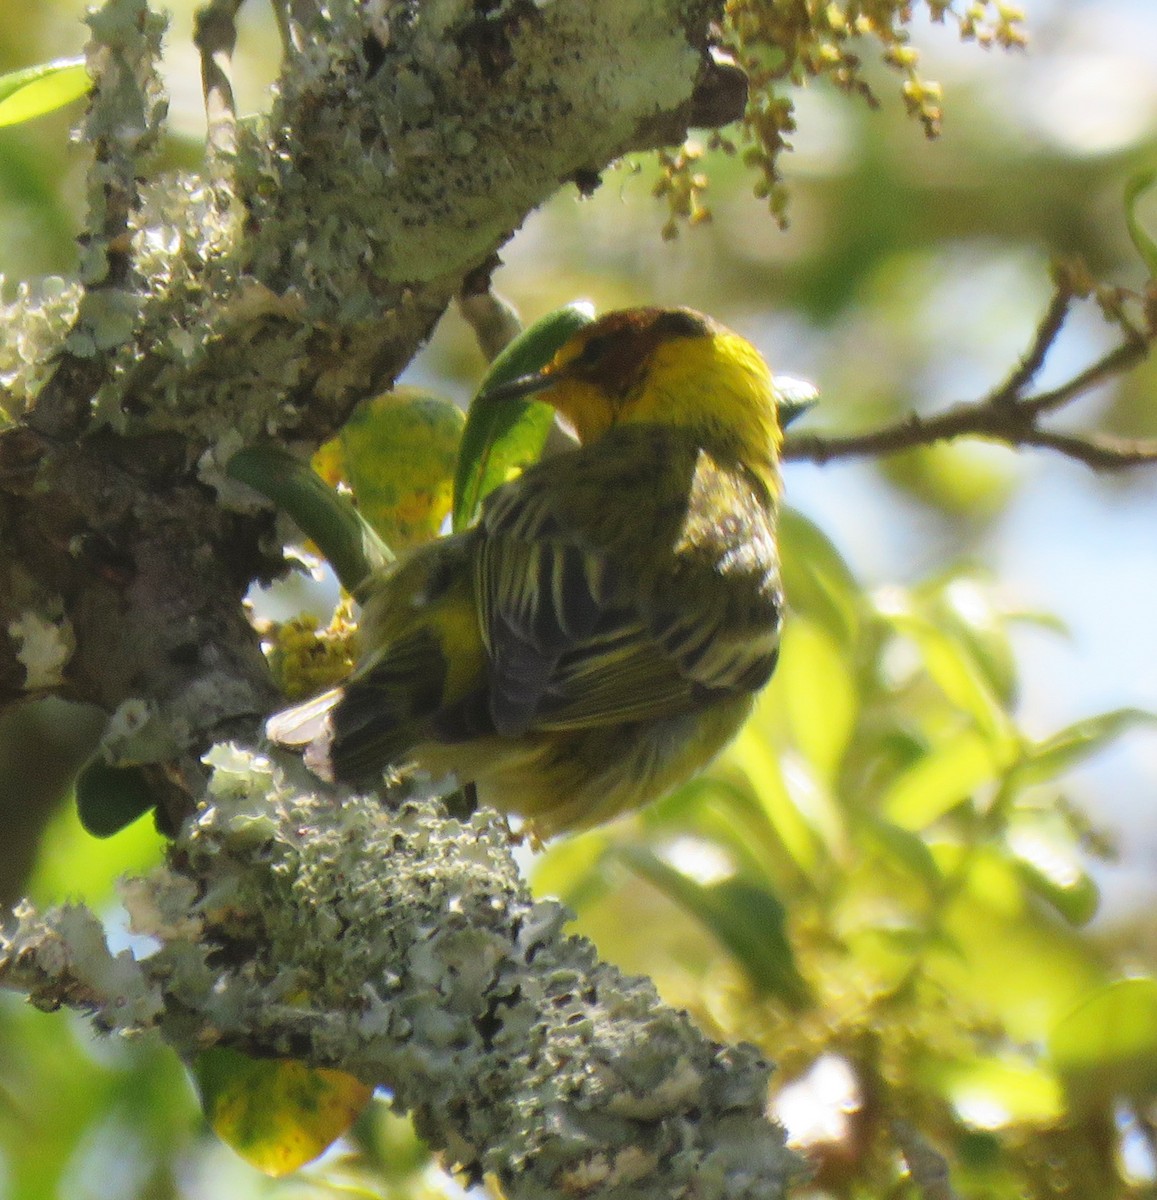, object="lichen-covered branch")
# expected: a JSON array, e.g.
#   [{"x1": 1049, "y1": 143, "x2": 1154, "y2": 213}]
[
  {"x1": 783, "y1": 274, "x2": 1157, "y2": 471},
  {"x1": 0, "y1": 747, "x2": 797, "y2": 1199},
  {"x1": 25, "y1": 0, "x2": 168, "y2": 442}
]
